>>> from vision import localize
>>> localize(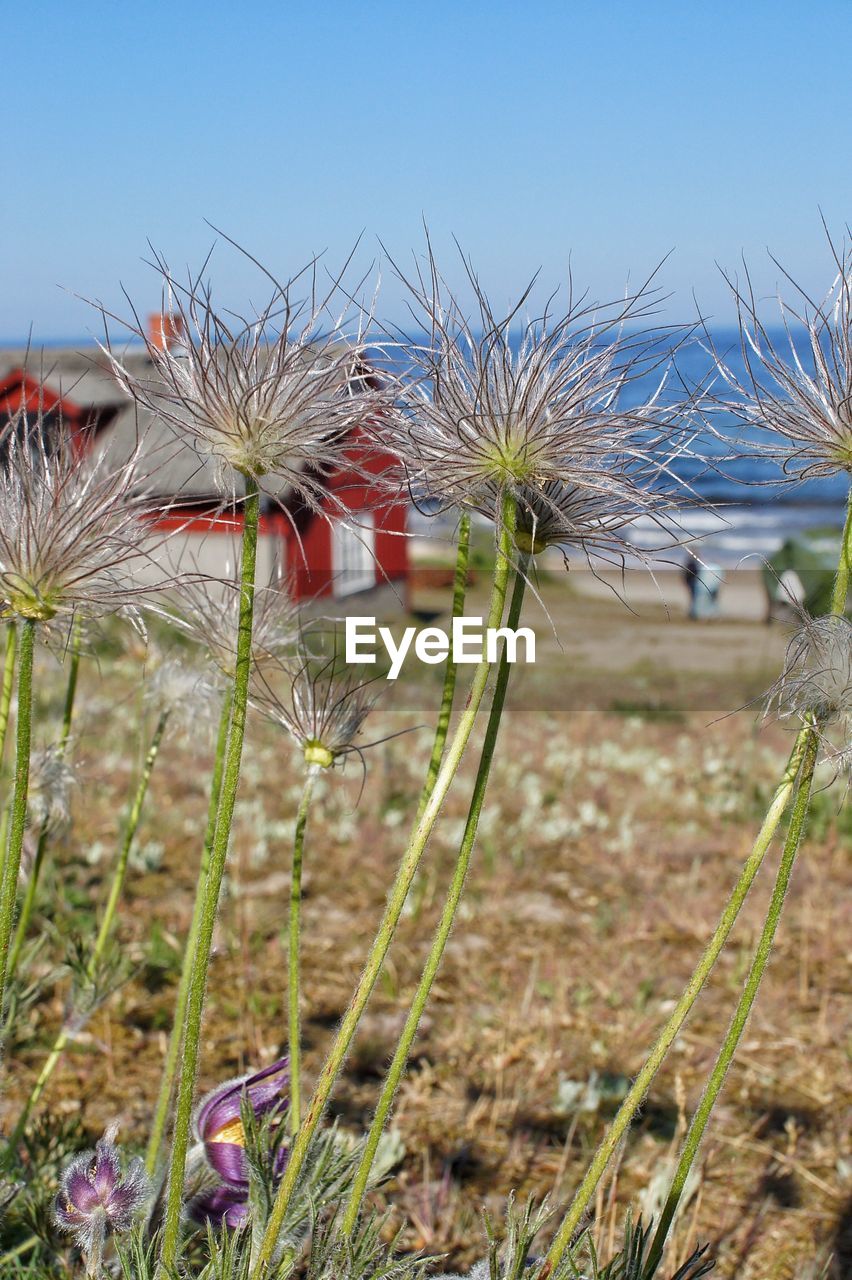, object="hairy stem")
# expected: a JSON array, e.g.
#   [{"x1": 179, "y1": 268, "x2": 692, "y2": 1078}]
[
  {"x1": 159, "y1": 478, "x2": 260, "y2": 1270},
  {"x1": 0, "y1": 623, "x2": 17, "y2": 772},
  {"x1": 342, "y1": 554, "x2": 530, "y2": 1232},
  {"x1": 9, "y1": 1020, "x2": 72, "y2": 1146},
  {"x1": 250, "y1": 496, "x2": 517, "y2": 1279},
  {"x1": 60, "y1": 618, "x2": 83, "y2": 753},
  {"x1": 643, "y1": 730, "x2": 820, "y2": 1275},
  {"x1": 7, "y1": 714, "x2": 169, "y2": 1147},
  {"x1": 0, "y1": 619, "x2": 36, "y2": 1017},
  {"x1": 546, "y1": 489, "x2": 852, "y2": 1272},
  {"x1": 543, "y1": 728, "x2": 808, "y2": 1268},
  {"x1": 415, "y1": 512, "x2": 471, "y2": 821},
  {"x1": 830, "y1": 490, "x2": 852, "y2": 616},
  {"x1": 7, "y1": 623, "x2": 83, "y2": 980},
  {"x1": 288, "y1": 767, "x2": 317, "y2": 1135},
  {"x1": 84, "y1": 1223, "x2": 104, "y2": 1279},
  {"x1": 90, "y1": 710, "x2": 170, "y2": 975},
  {"x1": 642, "y1": 494, "x2": 852, "y2": 1272},
  {"x1": 7, "y1": 825, "x2": 48, "y2": 981},
  {"x1": 145, "y1": 691, "x2": 231, "y2": 1175}
]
